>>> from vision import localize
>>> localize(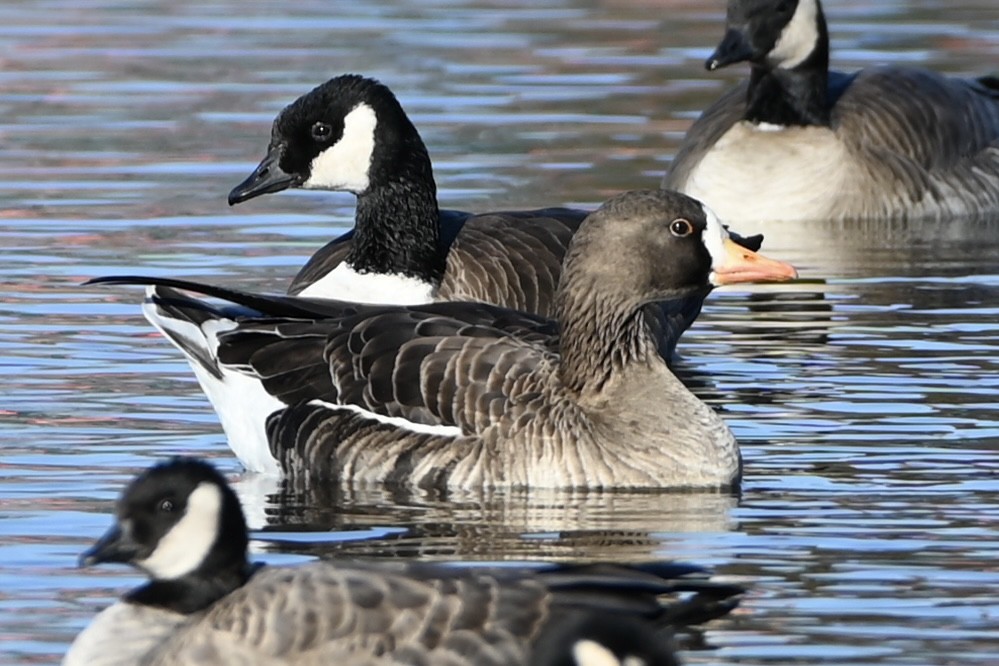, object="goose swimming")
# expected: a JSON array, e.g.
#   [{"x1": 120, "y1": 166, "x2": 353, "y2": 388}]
[
  {"x1": 65, "y1": 457, "x2": 743, "y2": 665},
  {"x1": 664, "y1": 0, "x2": 999, "y2": 222},
  {"x1": 91, "y1": 190, "x2": 797, "y2": 487}
]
